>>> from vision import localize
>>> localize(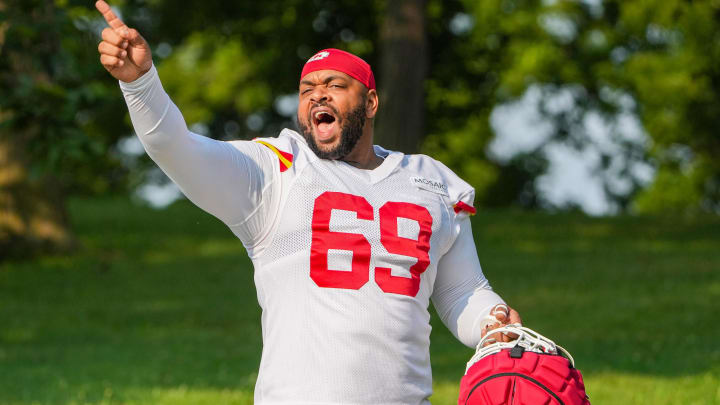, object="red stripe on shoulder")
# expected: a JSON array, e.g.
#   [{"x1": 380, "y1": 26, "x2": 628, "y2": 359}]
[
  {"x1": 277, "y1": 149, "x2": 293, "y2": 172},
  {"x1": 254, "y1": 140, "x2": 294, "y2": 172},
  {"x1": 453, "y1": 201, "x2": 476, "y2": 215}
]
